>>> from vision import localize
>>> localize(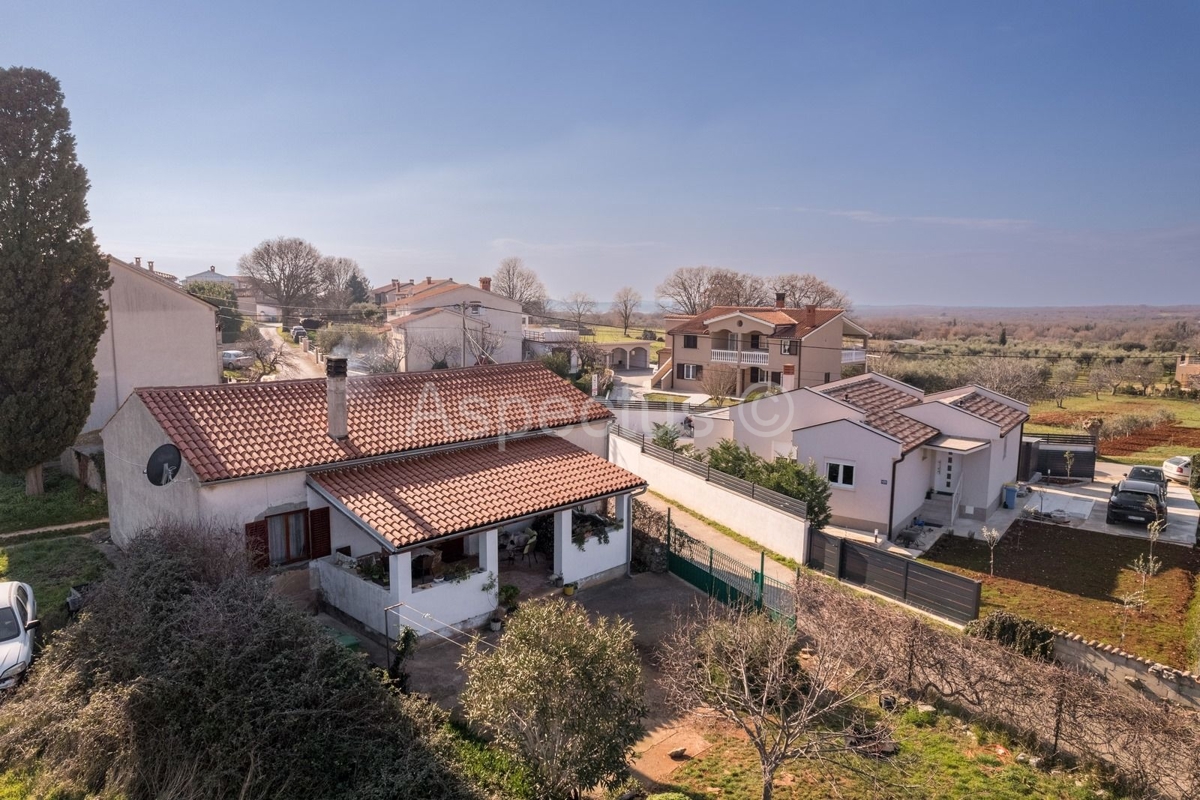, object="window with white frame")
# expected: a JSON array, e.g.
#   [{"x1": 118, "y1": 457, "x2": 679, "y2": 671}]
[
  {"x1": 826, "y1": 461, "x2": 855, "y2": 489},
  {"x1": 780, "y1": 339, "x2": 796, "y2": 355},
  {"x1": 676, "y1": 363, "x2": 702, "y2": 380}
]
